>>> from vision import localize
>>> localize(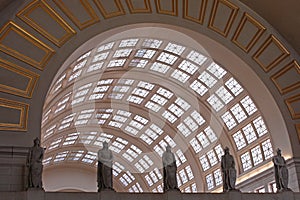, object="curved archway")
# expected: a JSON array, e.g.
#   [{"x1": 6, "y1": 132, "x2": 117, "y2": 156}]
[
  {"x1": 42, "y1": 25, "x2": 286, "y2": 192},
  {"x1": 0, "y1": 0, "x2": 298, "y2": 193}
]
